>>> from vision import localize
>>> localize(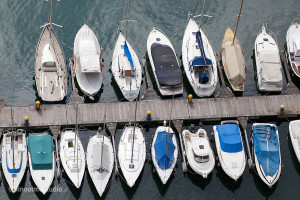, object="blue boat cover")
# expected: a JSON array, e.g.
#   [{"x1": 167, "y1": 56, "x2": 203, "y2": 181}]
[
  {"x1": 216, "y1": 124, "x2": 243, "y2": 153},
  {"x1": 253, "y1": 124, "x2": 280, "y2": 177},
  {"x1": 28, "y1": 135, "x2": 53, "y2": 170},
  {"x1": 154, "y1": 131, "x2": 175, "y2": 170},
  {"x1": 190, "y1": 57, "x2": 212, "y2": 67},
  {"x1": 195, "y1": 31, "x2": 212, "y2": 66},
  {"x1": 124, "y1": 42, "x2": 134, "y2": 68},
  {"x1": 199, "y1": 72, "x2": 209, "y2": 83}
]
